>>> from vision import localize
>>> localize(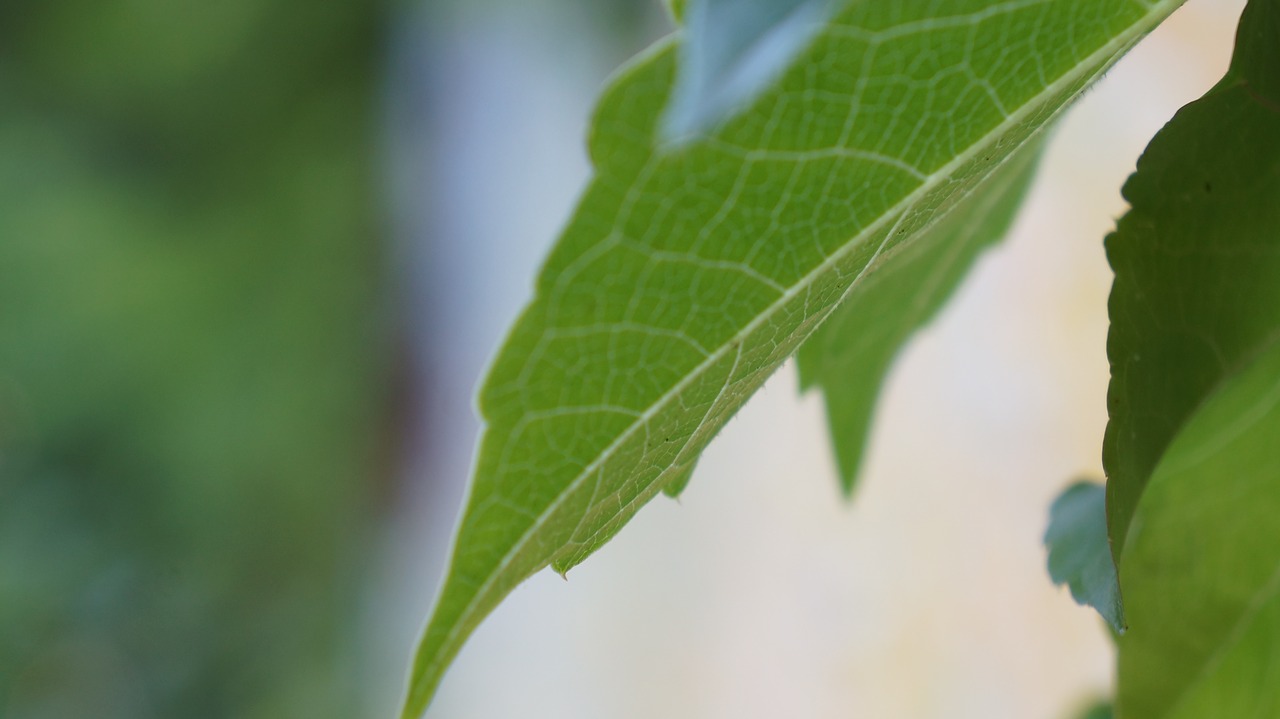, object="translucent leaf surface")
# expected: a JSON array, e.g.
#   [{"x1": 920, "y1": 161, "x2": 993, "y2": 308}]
[
  {"x1": 797, "y1": 141, "x2": 1038, "y2": 494},
  {"x1": 1045, "y1": 481, "x2": 1124, "y2": 633},
  {"x1": 404, "y1": 1, "x2": 1184, "y2": 714}
]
